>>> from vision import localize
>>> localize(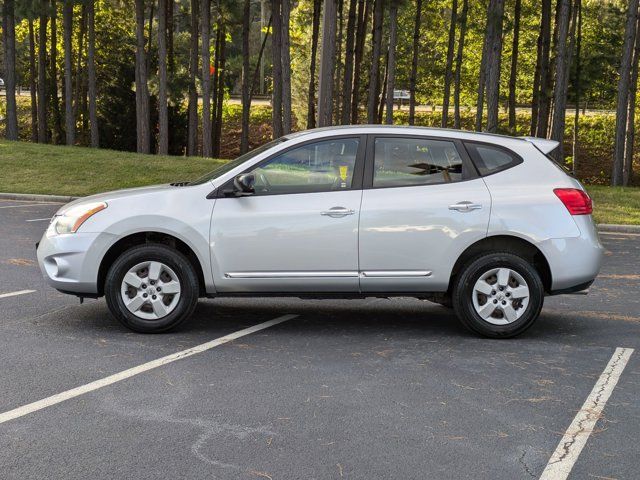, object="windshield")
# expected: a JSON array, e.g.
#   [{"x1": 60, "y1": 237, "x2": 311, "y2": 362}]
[{"x1": 190, "y1": 137, "x2": 288, "y2": 185}]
